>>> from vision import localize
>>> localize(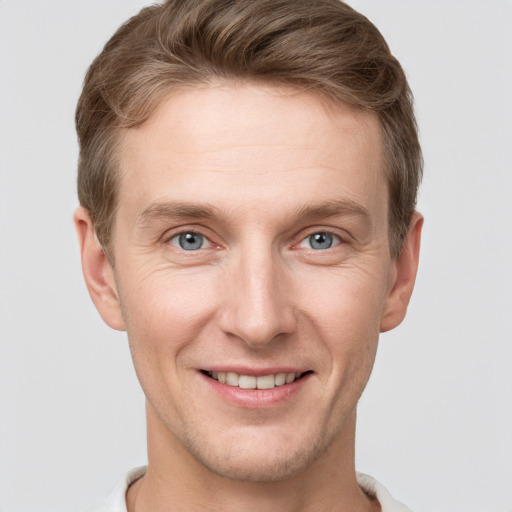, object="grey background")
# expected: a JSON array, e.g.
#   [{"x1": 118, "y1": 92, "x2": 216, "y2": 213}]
[{"x1": 1, "y1": 1, "x2": 511, "y2": 510}]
